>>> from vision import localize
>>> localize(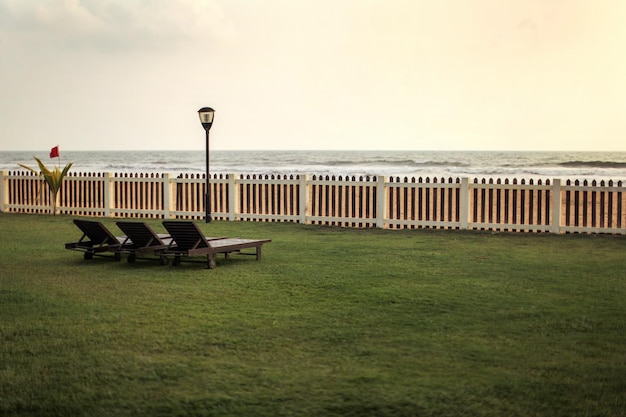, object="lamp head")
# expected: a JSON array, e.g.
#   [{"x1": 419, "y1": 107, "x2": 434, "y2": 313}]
[{"x1": 198, "y1": 107, "x2": 215, "y2": 130}]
